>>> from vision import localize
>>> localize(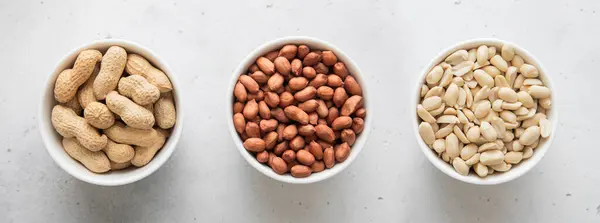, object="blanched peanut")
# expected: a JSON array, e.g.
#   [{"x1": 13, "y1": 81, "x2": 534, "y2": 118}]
[
  {"x1": 519, "y1": 126, "x2": 541, "y2": 146},
  {"x1": 453, "y1": 157, "x2": 469, "y2": 176},
  {"x1": 480, "y1": 150, "x2": 504, "y2": 165},
  {"x1": 504, "y1": 151, "x2": 523, "y2": 164}
]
